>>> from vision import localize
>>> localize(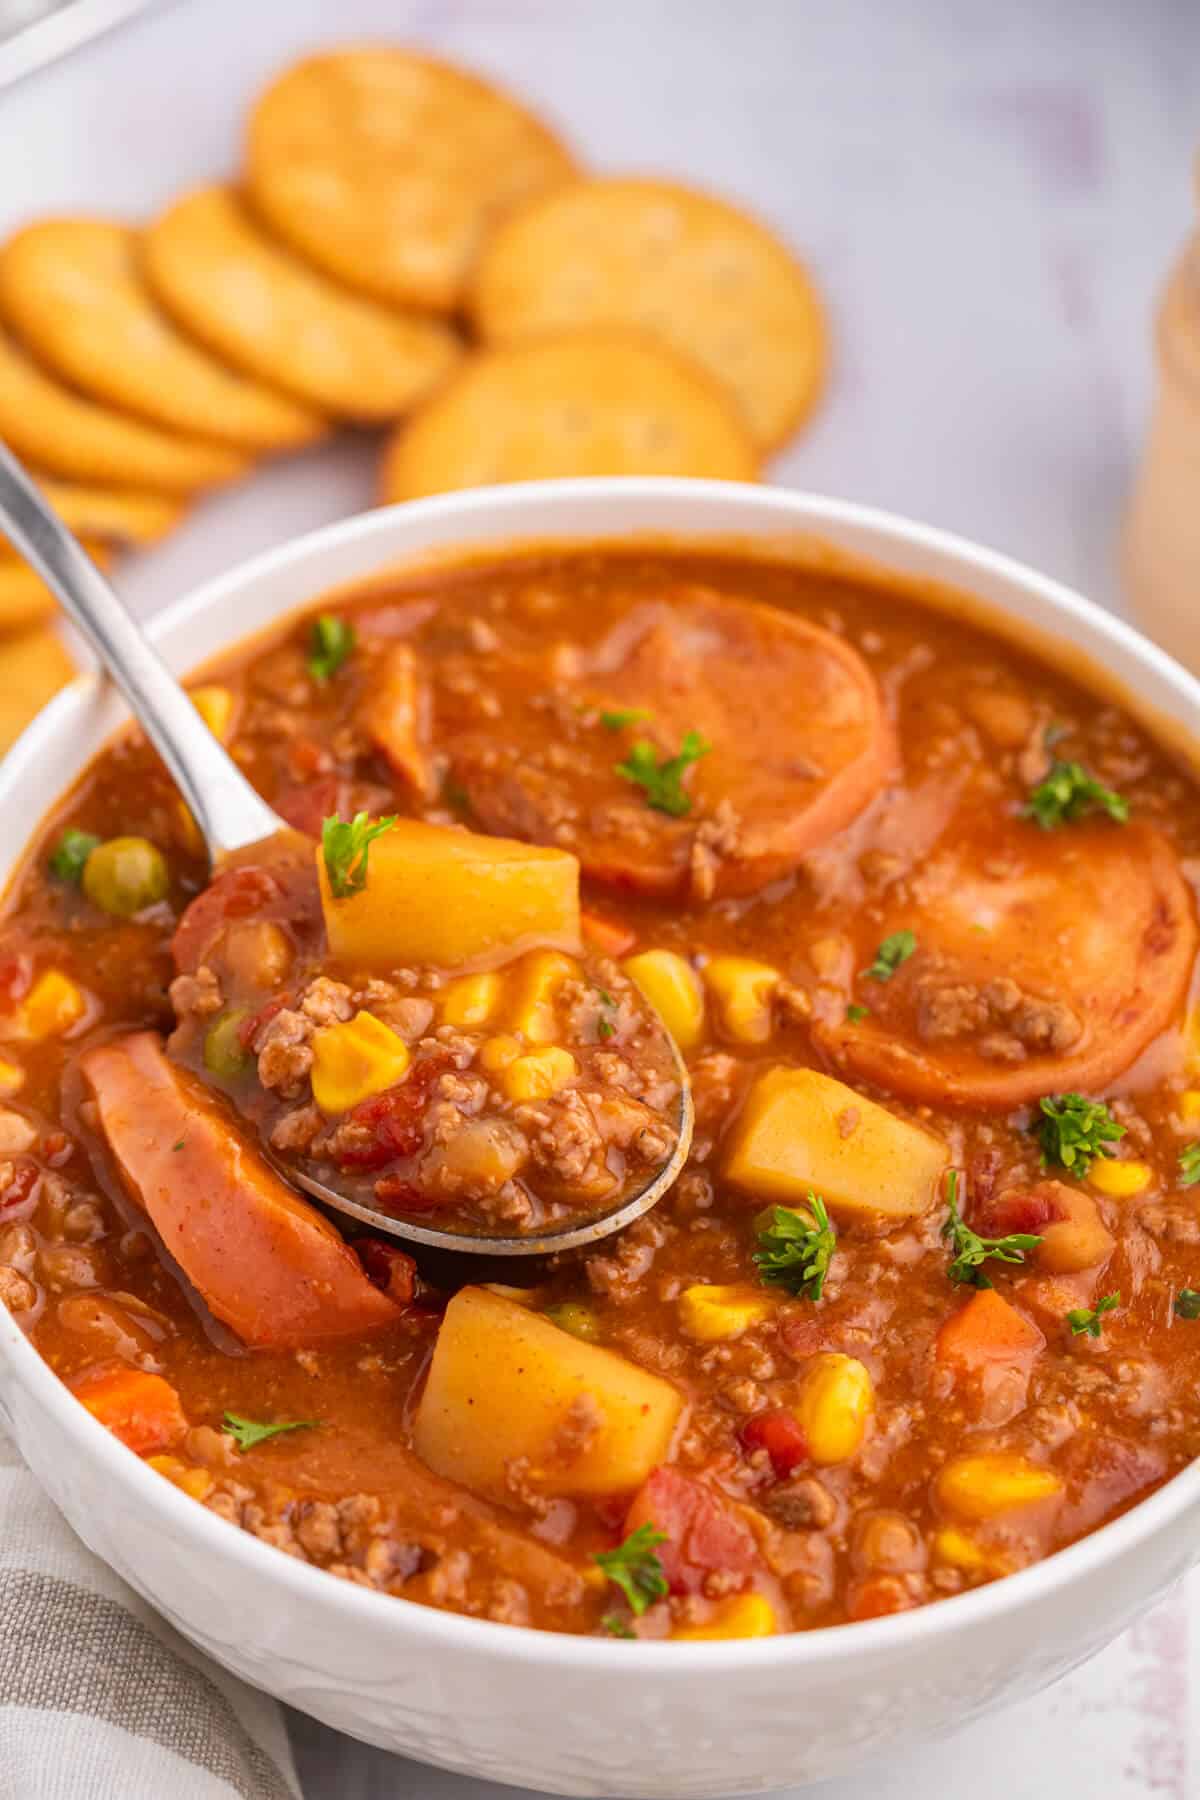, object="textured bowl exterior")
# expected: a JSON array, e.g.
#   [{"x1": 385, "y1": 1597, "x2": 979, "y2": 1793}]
[{"x1": 1, "y1": 479, "x2": 1199, "y2": 1797}]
